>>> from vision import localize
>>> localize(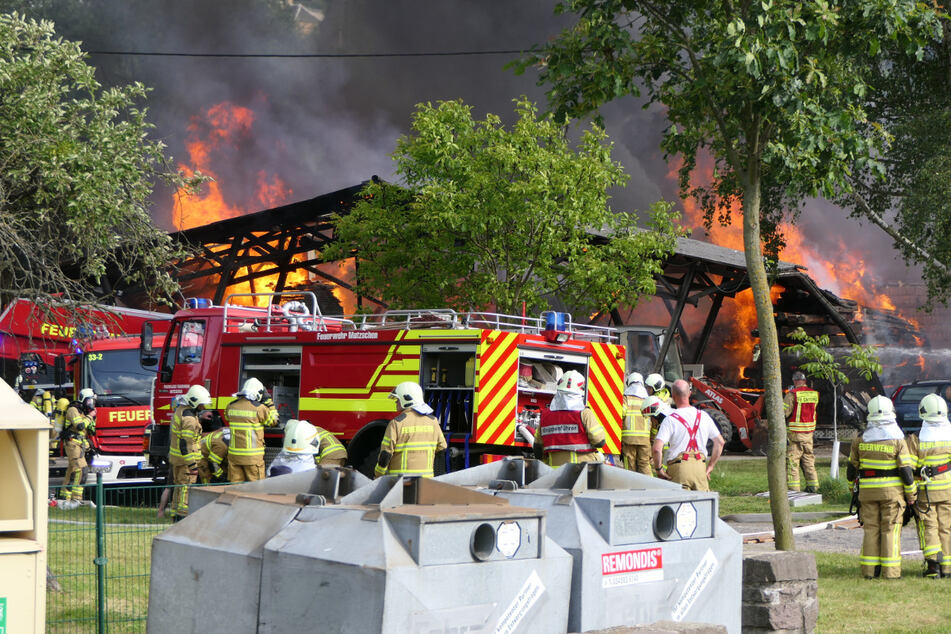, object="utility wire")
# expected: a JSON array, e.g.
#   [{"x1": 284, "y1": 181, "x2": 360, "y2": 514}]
[{"x1": 87, "y1": 49, "x2": 527, "y2": 59}]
